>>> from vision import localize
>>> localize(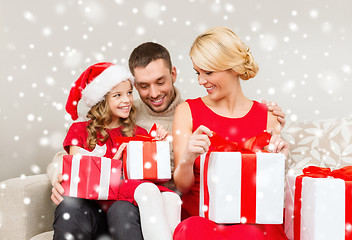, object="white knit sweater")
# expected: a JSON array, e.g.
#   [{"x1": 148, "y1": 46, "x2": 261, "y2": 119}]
[{"x1": 134, "y1": 87, "x2": 183, "y2": 133}]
